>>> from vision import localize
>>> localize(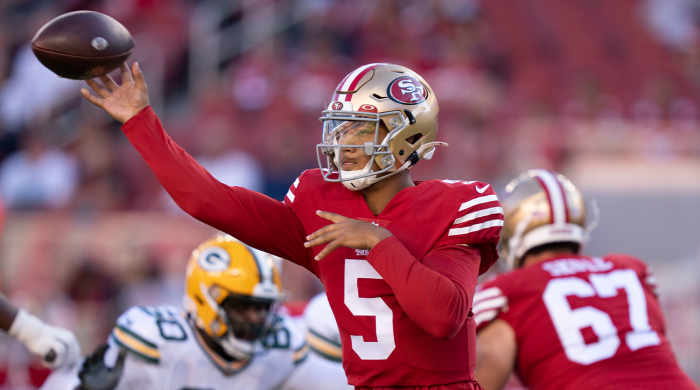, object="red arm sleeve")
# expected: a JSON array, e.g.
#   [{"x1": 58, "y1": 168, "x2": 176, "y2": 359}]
[
  {"x1": 366, "y1": 236, "x2": 480, "y2": 340},
  {"x1": 121, "y1": 107, "x2": 313, "y2": 272}
]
